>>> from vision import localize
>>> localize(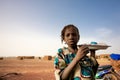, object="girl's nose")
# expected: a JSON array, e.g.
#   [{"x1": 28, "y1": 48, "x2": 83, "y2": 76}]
[{"x1": 69, "y1": 34, "x2": 74, "y2": 39}]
